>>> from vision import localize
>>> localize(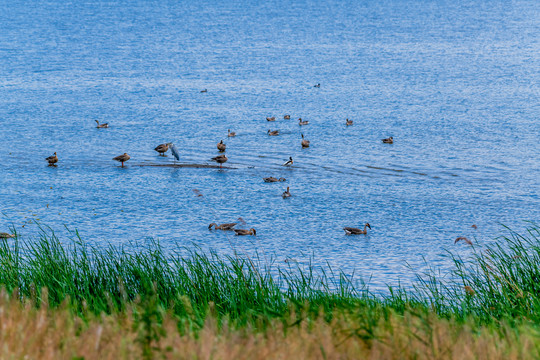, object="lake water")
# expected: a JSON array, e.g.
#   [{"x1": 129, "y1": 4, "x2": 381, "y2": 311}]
[{"x1": 1, "y1": 0, "x2": 539, "y2": 291}]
